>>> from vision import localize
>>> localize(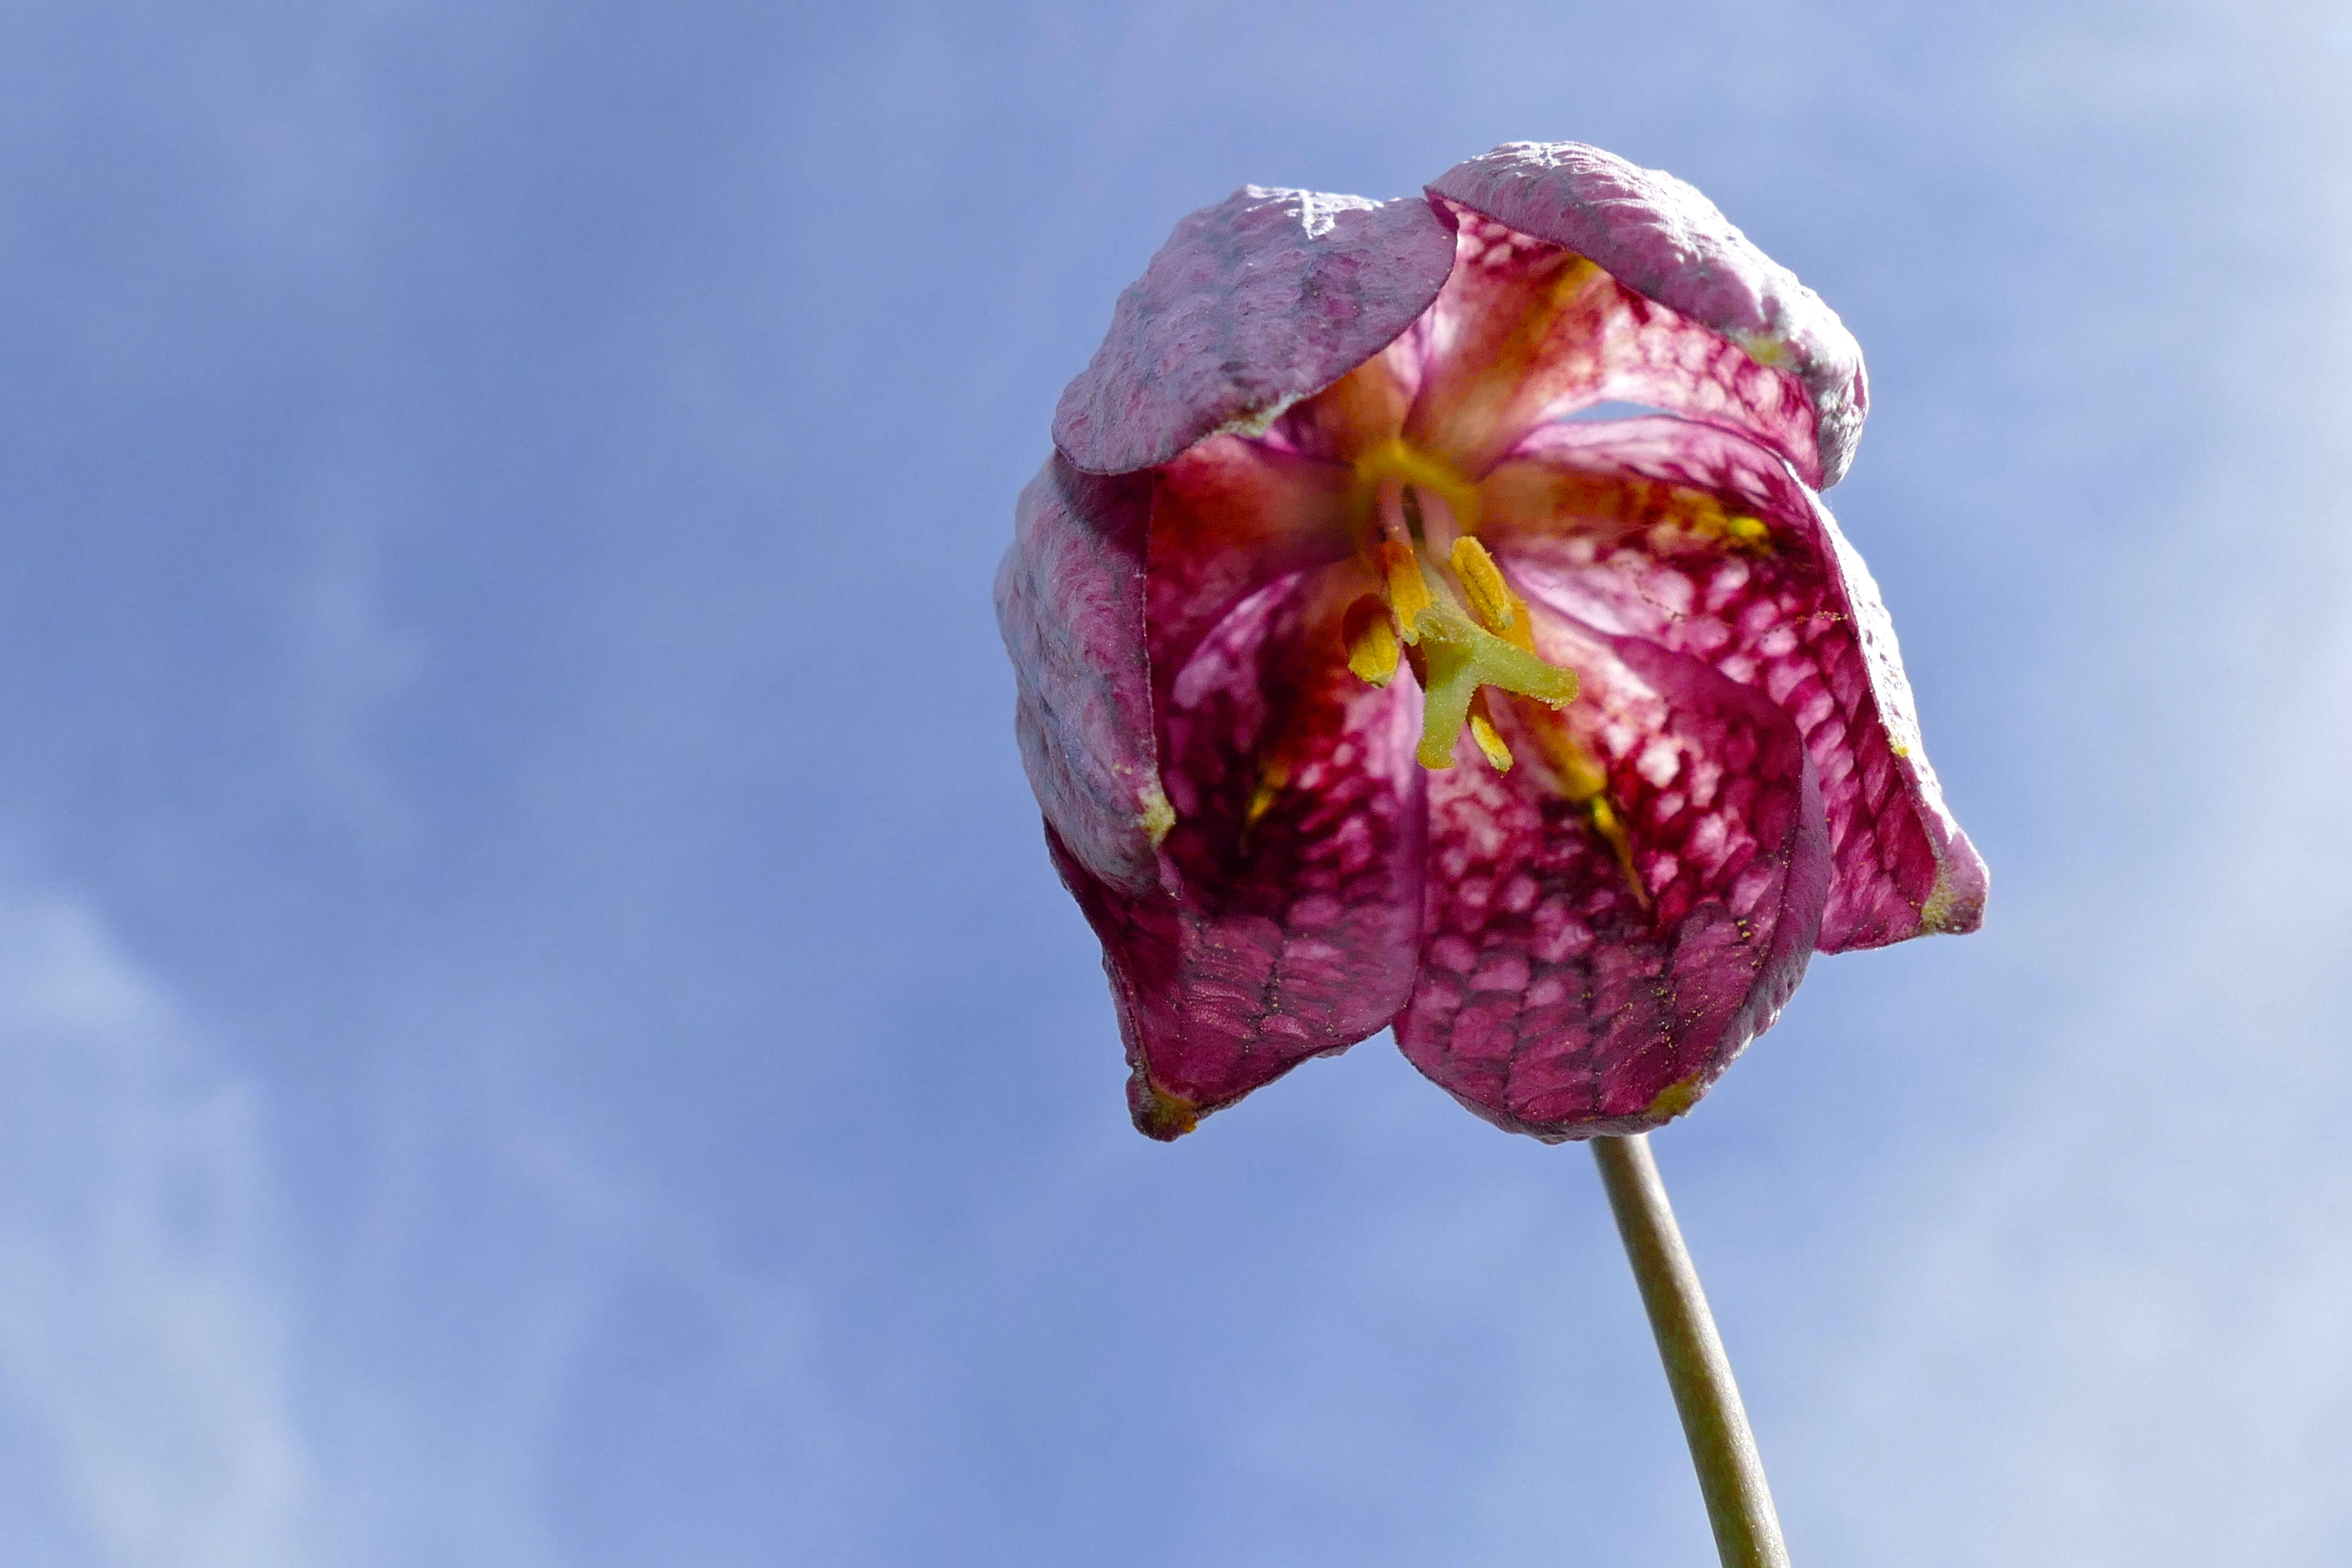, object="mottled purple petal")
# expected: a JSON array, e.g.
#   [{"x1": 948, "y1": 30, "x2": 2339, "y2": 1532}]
[
  {"x1": 1396, "y1": 626, "x2": 1830, "y2": 1141},
  {"x1": 995, "y1": 454, "x2": 1162, "y2": 896},
  {"x1": 1144, "y1": 433, "x2": 1355, "y2": 677},
  {"x1": 1487, "y1": 417, "x2": 1986, "y2": 949},
  {"x1": 1810, "y1": 512, "x2": 1991, "y2": 946},
  {"x1": 1396, "y1": 220, "x2": 1632, "y2": 478},
  {"x1": 1053, "y1": 187, "x2": 1456, "y2": 476},
  {"x1": 1429, "y1": 143, "x2": 1868, "y2": 488},
  {"x1": 1058, "y1": 569, "x2": 1427, "y2": 1139},
  {"x1": 1011, "y1": 142, "x2": 1981, "y2": 1145}
]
